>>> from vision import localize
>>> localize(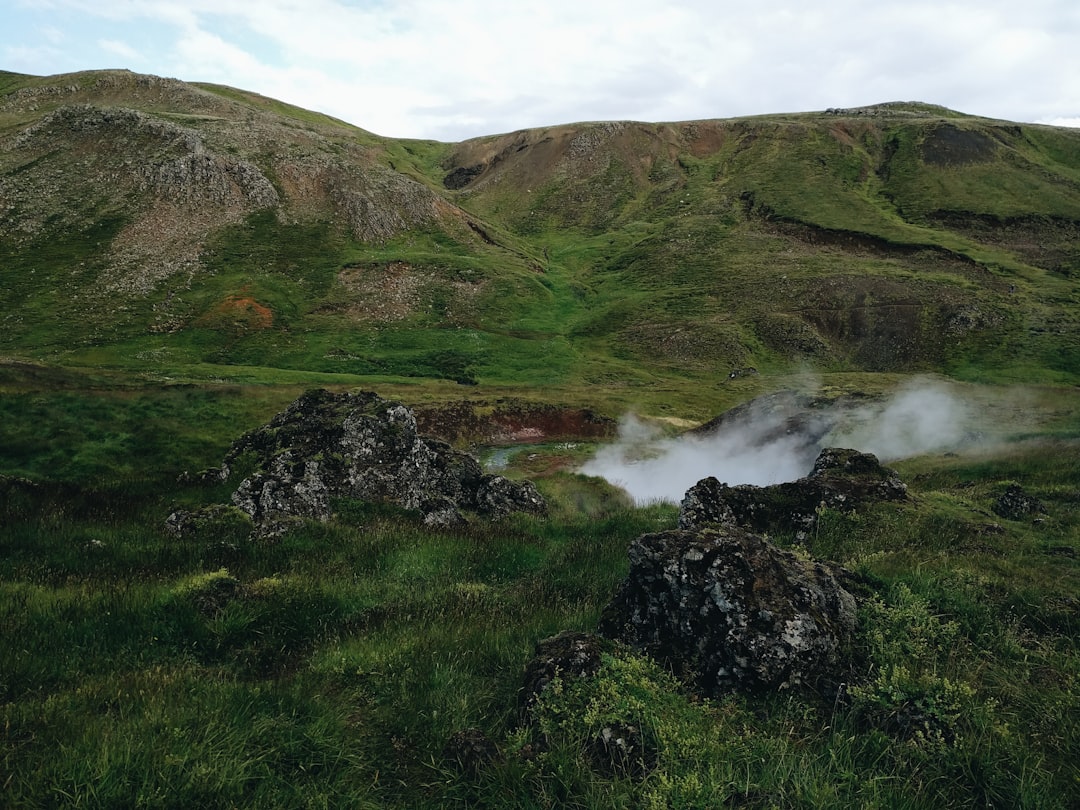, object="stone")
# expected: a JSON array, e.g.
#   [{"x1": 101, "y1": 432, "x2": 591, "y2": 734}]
[
  {"x1": 519, "y1": 630, "x2": 605, "y2": 721},
  {"x1": 220, "y1": 389, "x2": 545, "y2": 533},
  {"x1": 992, "y1": 483, "x2": 1047, "y2": 520},
  {"x1": 598, "y1": 526, "x2": 858, "y2": 696},
  {"x1": 164, "y1": 504, "x2": 253, "y2": 541},
  {"x1": 680, "y1": 447, "x2": 907, "y2": 540}
]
